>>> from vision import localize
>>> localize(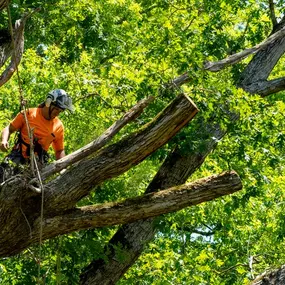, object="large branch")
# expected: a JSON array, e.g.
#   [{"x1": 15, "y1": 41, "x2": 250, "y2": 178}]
[
  {"x1": 241, "y1": 76, "x2": 285, "y2": 97},
  {"x1": 36, "y1": 171, "x2": 242, "y2": 243},
  {"x1": 44, "y1": 94, "x2": 198, "y2": 213},
  {"x1": 167, "y1": 26, "x2": 285, "y2": 96},
  {"x1": 41, "y1": 96, "x2": 155, "y2": 180},
  {"x1": 237, "y1": 21, "x2": 285, "y2": 95}
]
